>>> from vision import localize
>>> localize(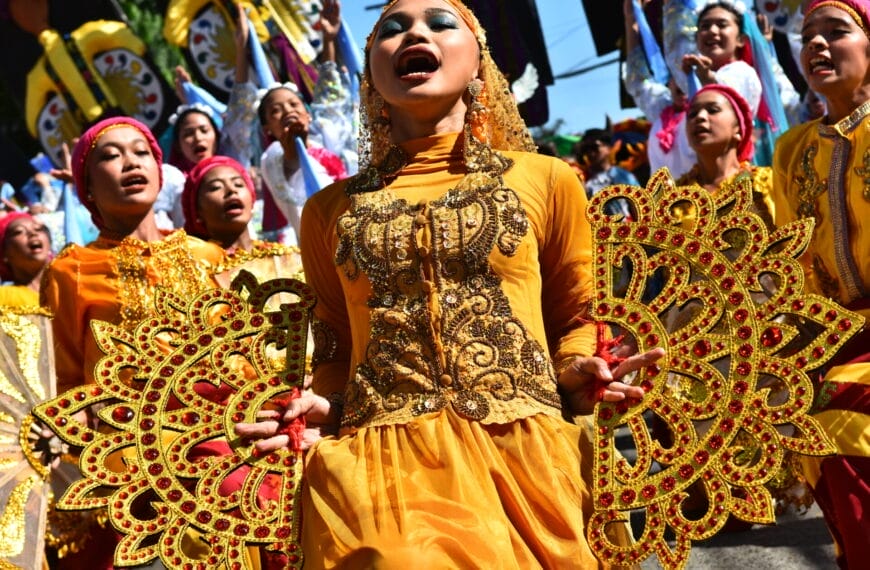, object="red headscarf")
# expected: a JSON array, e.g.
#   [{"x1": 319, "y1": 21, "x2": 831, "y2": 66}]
[
  {"x1": 692, "y1": 84, "x2": 755, "y2": 162},
  {"x1": 806, "y1": 0, "x2": 870, "y2": 34},
  {"x1": 0, "y1": 212, "x2": 48, "y2": 281},
  {"x1": 71, "y1": 116, "x2": 163, "y2": 229},
  {"x1": 182, "y1": 155, "x2": 255, "y2": 238}
]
